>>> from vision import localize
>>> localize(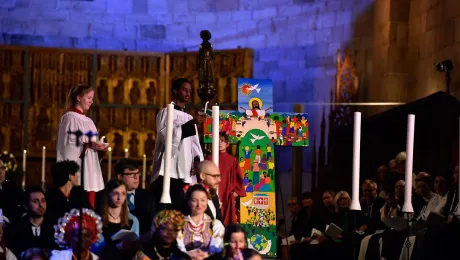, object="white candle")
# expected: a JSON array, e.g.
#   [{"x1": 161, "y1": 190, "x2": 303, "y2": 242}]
[
  {"x1": 22, "y1": 150, "x2": 27, "y2": 190},
  {"x1": 456, "y1": 118, "x2": 460, "y2": 216},
  {"x1": 107, "y1": 147, "x2": 112, "y2": 180},
  {"x1": 160, "y1": 103, "x2": 174, "y2": 204},
  {"x1": 402, "y1": 114, "x2": 415, "y2": 213},
  {"x1": 349, "y1": 112, "x2": 362, "y2": 211},
  {"x1": 212, "y1": 105, "x2": 220, "y2": 167},
  {"x1": 41, "y1": 146, "x2": 46, "y2": 188},
  {"x1": 142, "y1": 154, "x2": 147, "y2": 189},
  {"x1": 124, "y1": 148, "x2": 129, "y2": 158}
]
